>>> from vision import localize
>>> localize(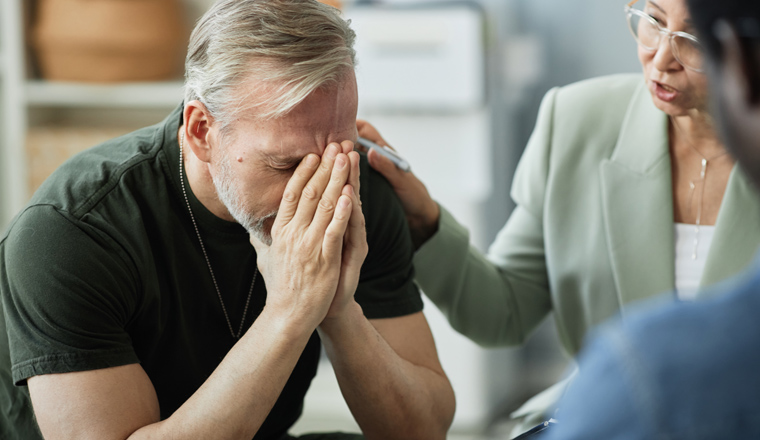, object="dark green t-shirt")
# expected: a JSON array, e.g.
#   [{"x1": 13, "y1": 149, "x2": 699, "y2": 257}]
[{"x1": 0, "y1": 105, "x2": 422, "y2": 439}]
